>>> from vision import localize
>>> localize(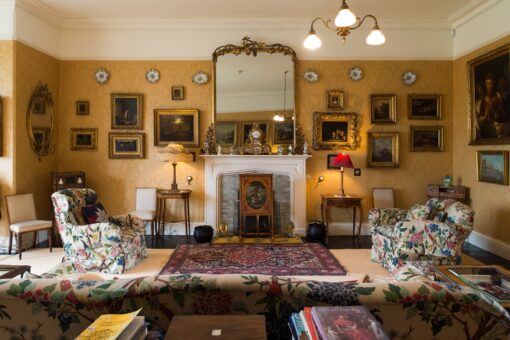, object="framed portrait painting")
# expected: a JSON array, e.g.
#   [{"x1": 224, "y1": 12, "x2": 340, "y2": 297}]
[
  {"x1": 410, "y1": 125, "x2": 443, "y2": 152},
  {"x1": 371, "y1": 94, "x2": 397, "y2": 123},
  {"x1": 313, "y1": 112, "x2": 359, "y2": 150},
  {"x1": 111, "y1": 93, "x2": 143, "y2": 129},
  {"x1": 477, "y1": 150, "x2": 508, "y2": 185},
  {"x1": 109, "y1": 132, "x2": 144, "y2": 159},
  {"x1": 215, "y1": 121, "x2": 238, "y2": 146},
  {"x1": 273, "y1": 120, "x2": 294, "y2": 145},
  {"x1": 154, "y1": 109, "x2": 199, "y2": 147},
  {"x1": 408, "y1": 94, "x2": 441, "y2": 119},
  {"x1": 469, "y1": 44, "x2": 510, "y2": 144},
  {"x1": 70, "y1": 128, "x2": 97, "y2": 151},
  {"x1": 367, "y1": 132, "x2": 399, "y2": 168}
]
